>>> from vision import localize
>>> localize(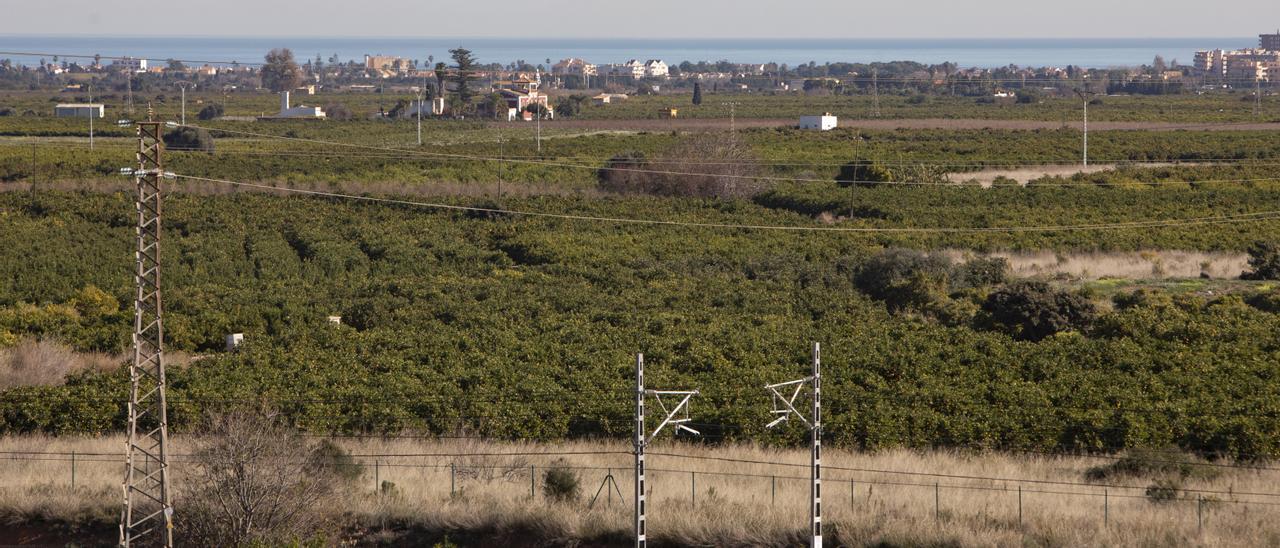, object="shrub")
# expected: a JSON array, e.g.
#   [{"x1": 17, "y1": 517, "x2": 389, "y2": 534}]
[
  {"x1": 308, "y1": 438, "x2": 365, "y2": 483},
  {"x1": 1241, "y1": 241, "x2": 1280, "y2": 280},
  {"x1": 981, "y1": 281, "x2": 1096, "y2": 341},
  {"x1": 835, "y1": 160, "x2": 894, "y2": 187},
  {"x1": 70, "y1": 285, "x2": 118, "y2": 318},
  {"x1": 180, "y1": 411, "x2": 341, "y2": 547},
  {"x1": 1084, "y1": 447, "x2": 1220, "y2": 482},
  {"x1": 598, "y1": 134, "x2": 763, "y2": 199},
  {"x1": 542, "y1": 460, "x2": 580, "y2": 503},
  {"x1": 162, "y1": 127, "x2": 214, "y2": 153},
  {"x1": 196, "y1": 104, "x2": 223, "y2": 121},
  {"x1": 1145, "y1": 479, "x2": 1181, "y2": 504},
  {"x1": 955, "y1": 257, "x2": 1010, "y2": 289},
  {"x1": 597, "y1": 151, "x2": 648, "y2": 193},
  {"x1": 324, "y1": 103, "x2": 354, "y2": 121},
  {"x1": 855, "y1": 249, "x2": 952, "y2": 311}
]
